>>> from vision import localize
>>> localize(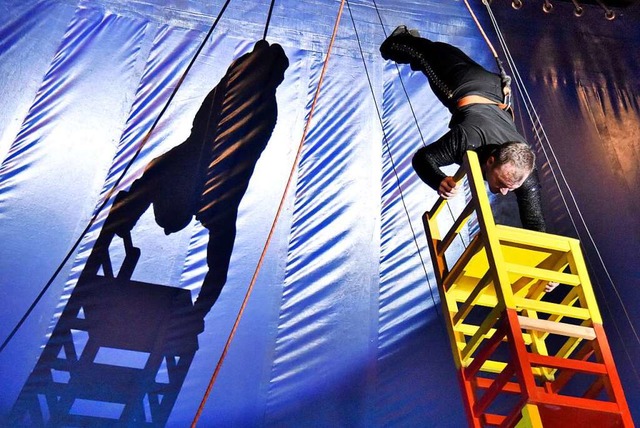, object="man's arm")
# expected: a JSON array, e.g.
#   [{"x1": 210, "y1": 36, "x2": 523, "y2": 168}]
[
  {"x1": 514, "y1": 171, "x2": 546, "y2": 232},
  {"x1": 411, "y1": 128, "x2": 464, "y2": 191}
]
